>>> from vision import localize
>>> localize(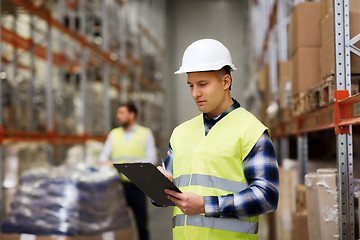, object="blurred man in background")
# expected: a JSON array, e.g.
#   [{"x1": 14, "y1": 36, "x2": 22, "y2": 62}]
[{"x1": 100, "y1": 102, "x2": 157, "y2": 240}]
